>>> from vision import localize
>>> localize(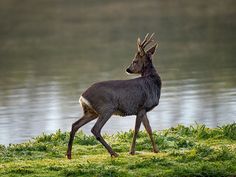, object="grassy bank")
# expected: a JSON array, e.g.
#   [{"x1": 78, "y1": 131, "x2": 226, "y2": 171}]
[{"x1": 0, "y1": 123, "x2": 236, "y2": 177}]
